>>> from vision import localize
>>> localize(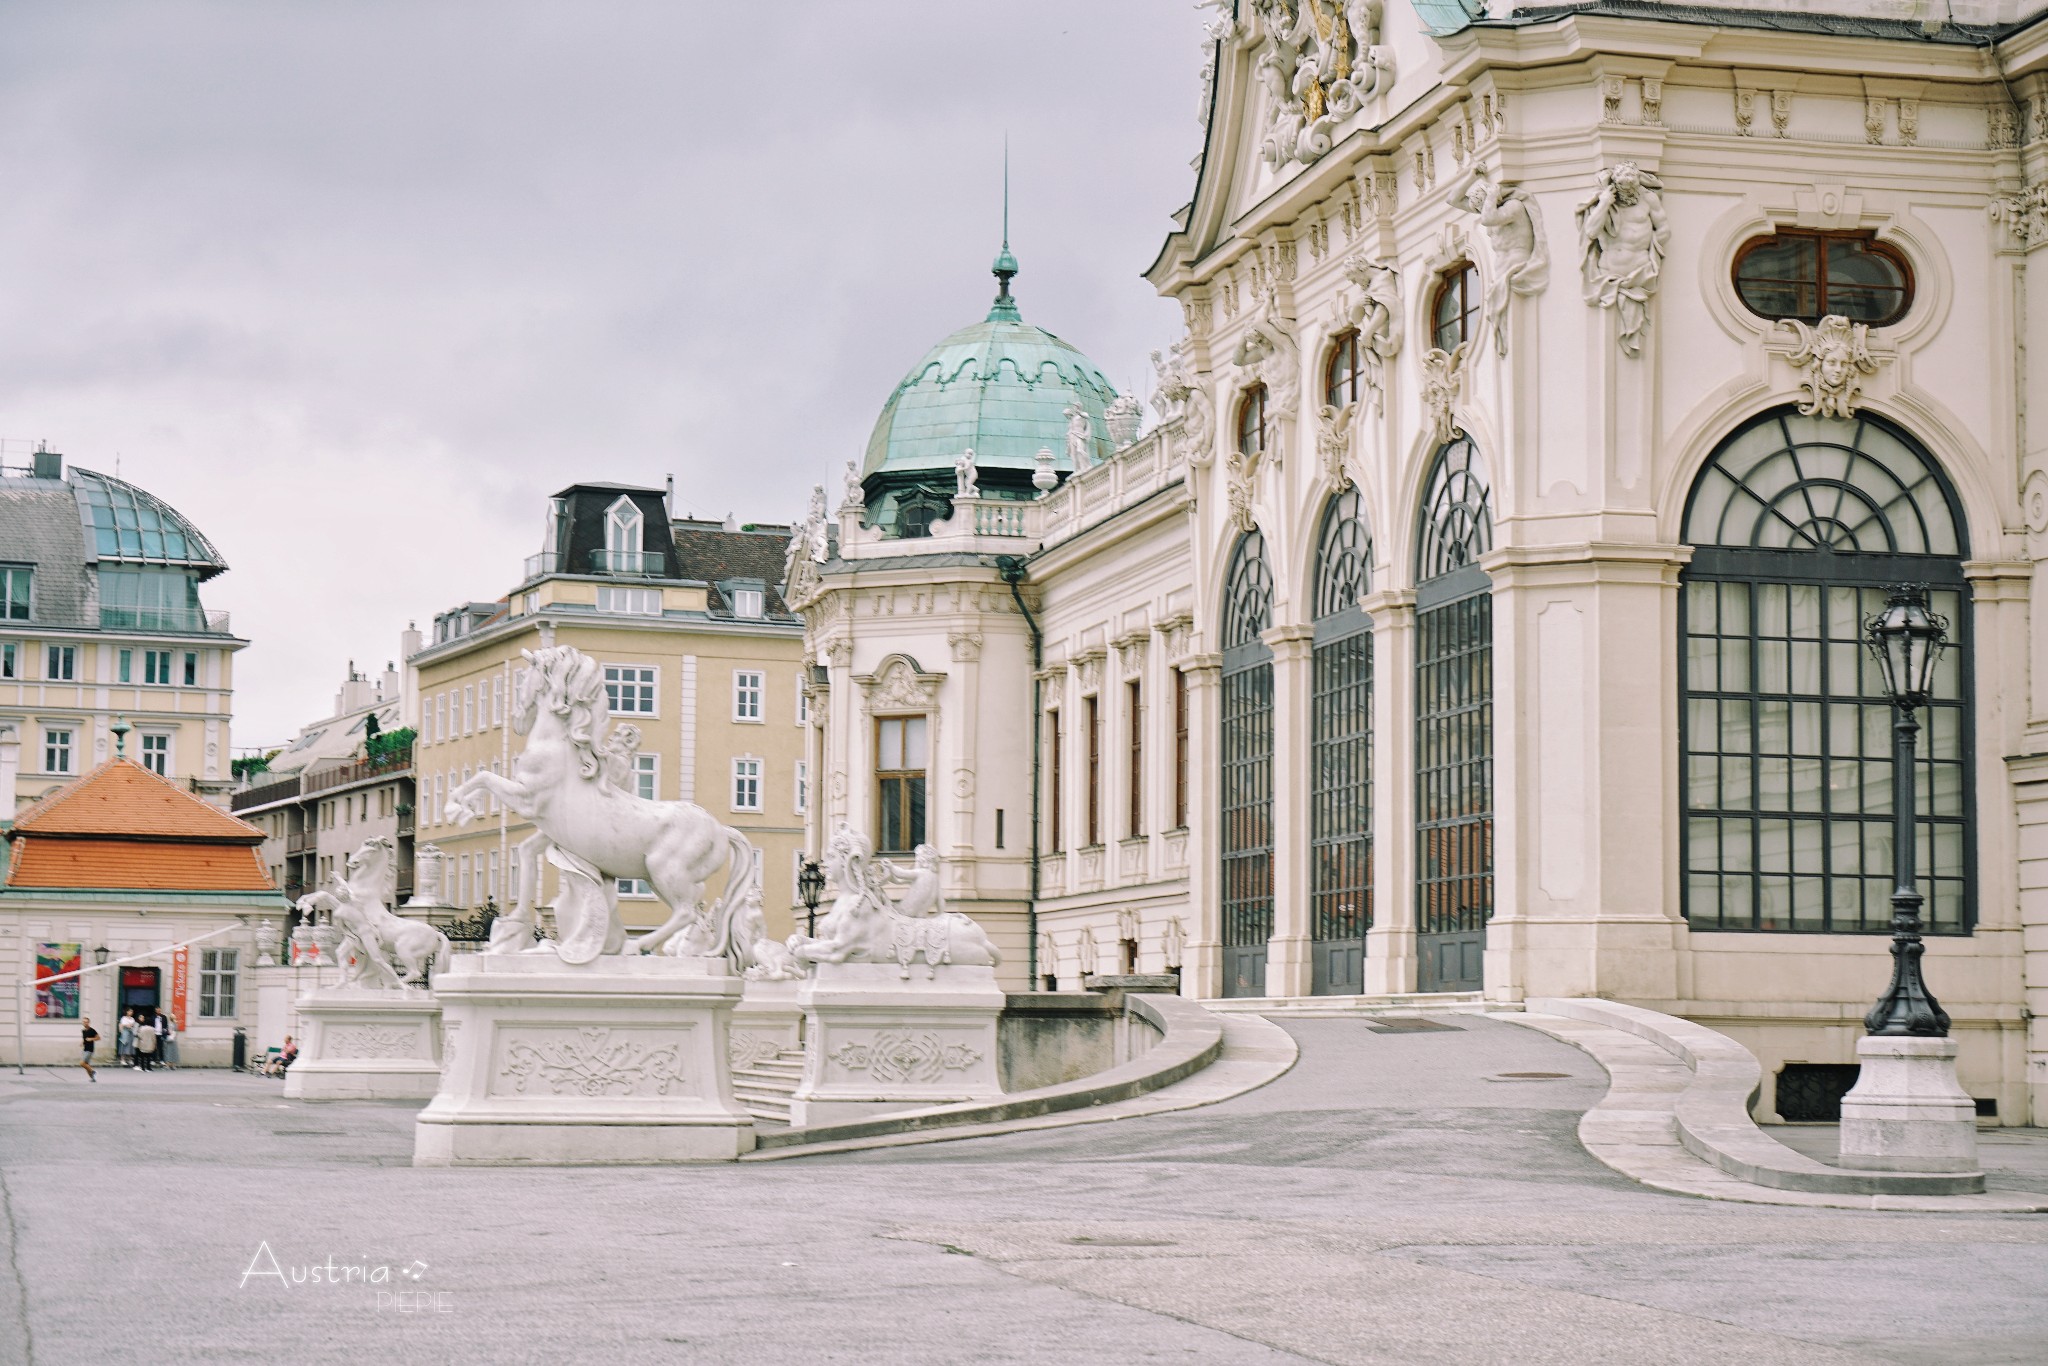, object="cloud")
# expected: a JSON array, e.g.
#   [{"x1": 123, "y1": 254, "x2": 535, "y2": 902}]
[{"x1": 0, "y1": 0, "x2": 1200, "y2": 743}]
